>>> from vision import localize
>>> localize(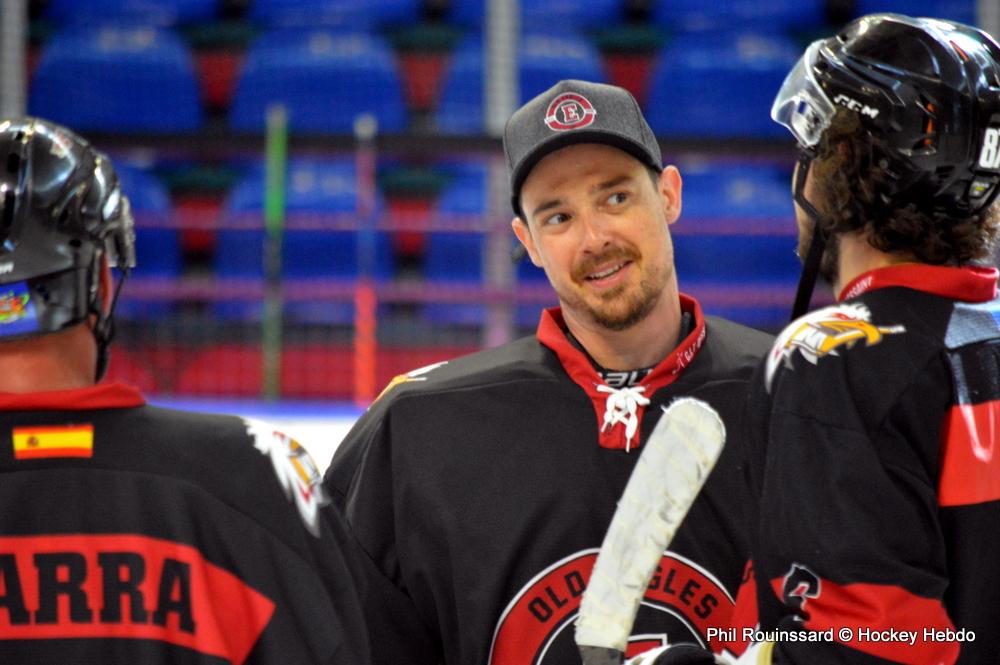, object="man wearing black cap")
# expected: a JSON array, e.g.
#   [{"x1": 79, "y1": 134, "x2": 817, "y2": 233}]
[{"x1": 326, "y1": 80, "x2": 771, "y2": 665}]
